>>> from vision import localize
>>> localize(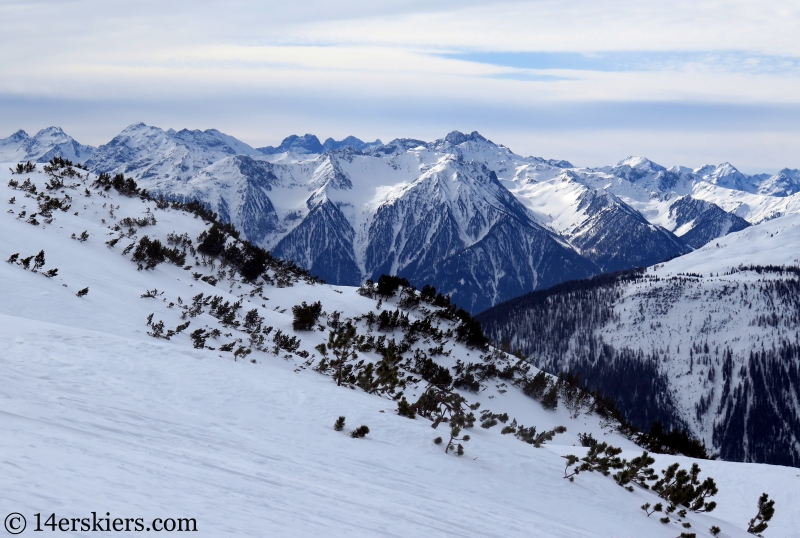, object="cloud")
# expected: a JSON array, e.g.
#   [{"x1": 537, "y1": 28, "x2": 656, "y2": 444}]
[{"x1": 1, "y1": 0, "x2": 799, "y2": 169}]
